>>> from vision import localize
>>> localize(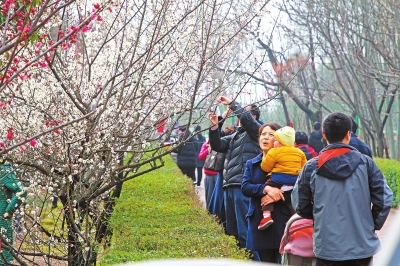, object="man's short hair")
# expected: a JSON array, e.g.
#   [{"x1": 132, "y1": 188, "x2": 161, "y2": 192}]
[
  {"x1": 295, "y1": 131, "x2": 309, "y2": 144},
  {"x1": 322, "y1": 112, "x2": 352, "y2": 144},
  {"x1": 249, "y1": 104, "x2": 260, "y2": 120},
  {"x1": 313, "y1": 122, "x2": 321, "y2": 131},
  {"x1": 348, "y1": 116, "x2": 358, "y2": 134}
]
